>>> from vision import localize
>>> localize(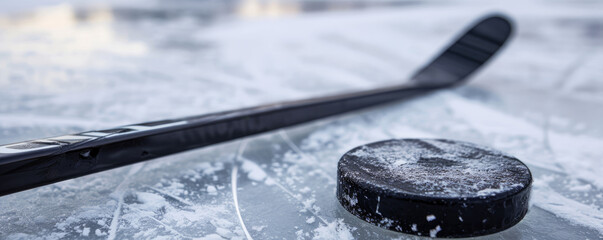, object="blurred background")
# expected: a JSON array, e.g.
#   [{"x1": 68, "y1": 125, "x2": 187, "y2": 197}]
[{"x1": 0, "y1": 0, "x2": 602, "y2": 239}]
